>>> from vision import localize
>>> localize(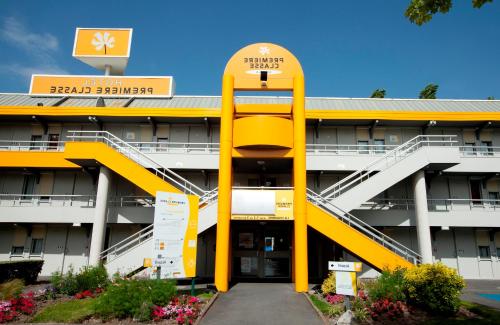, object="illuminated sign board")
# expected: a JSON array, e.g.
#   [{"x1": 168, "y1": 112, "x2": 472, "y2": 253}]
[
  {"x1": 231, "y1": 190, "x2": 294, "y2": 221},
  {"x1": 29, "y1": 75, "x2": 174, "y2": 98}
]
